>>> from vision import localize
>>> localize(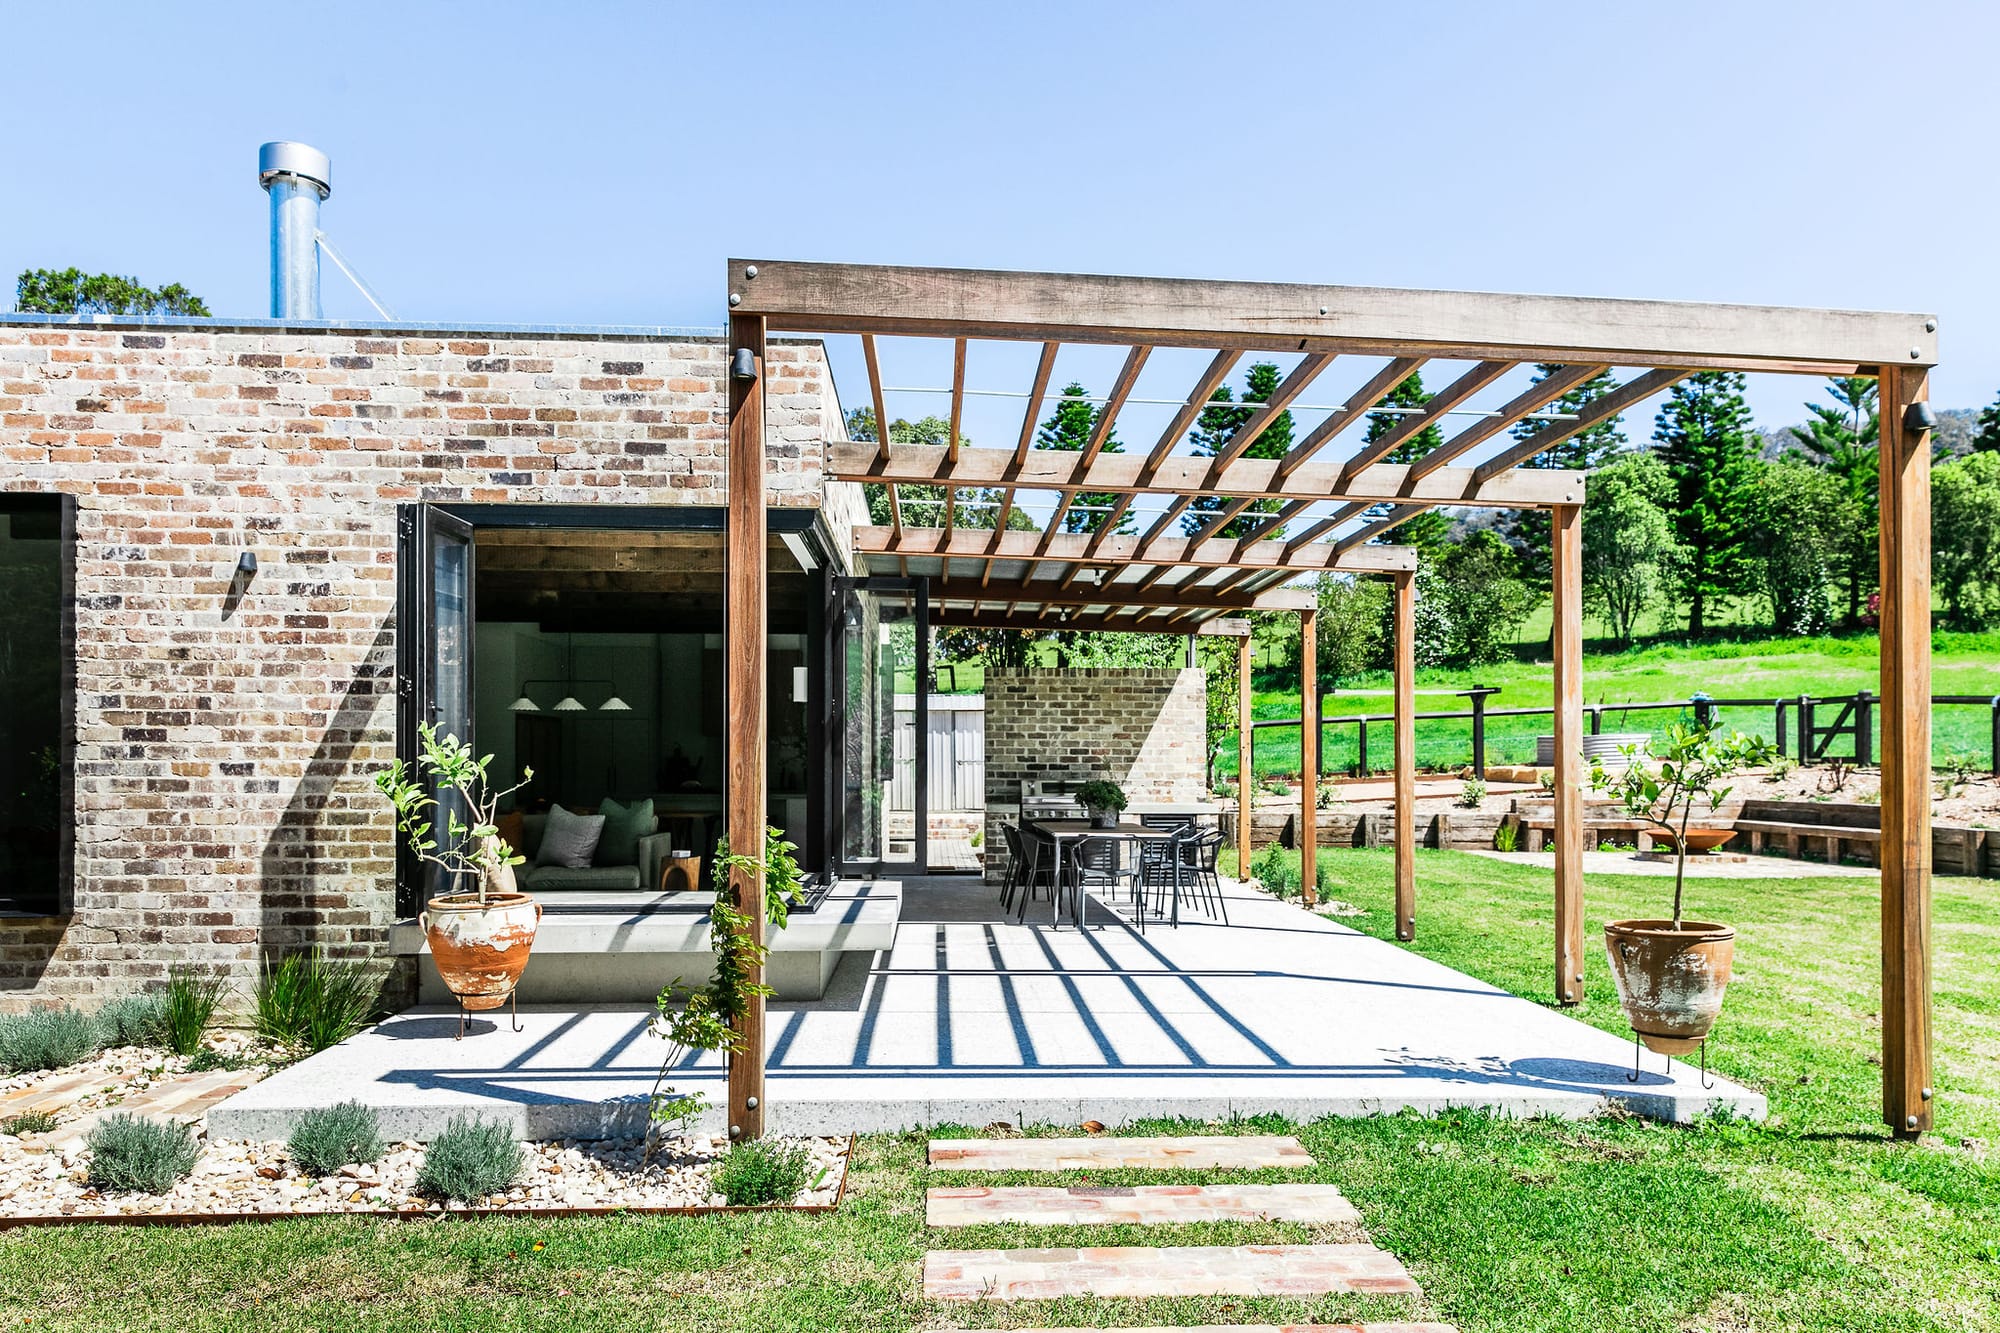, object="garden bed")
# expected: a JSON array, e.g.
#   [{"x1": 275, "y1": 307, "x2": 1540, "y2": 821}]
[{"x1": 0, "y1": 1130, "x2": 851, "y2": 1226}]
